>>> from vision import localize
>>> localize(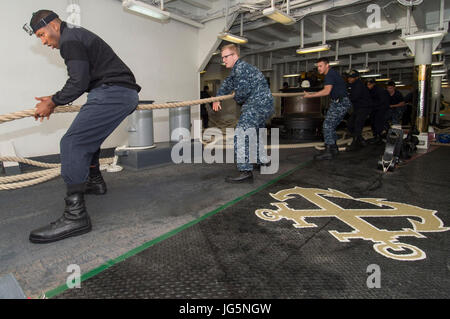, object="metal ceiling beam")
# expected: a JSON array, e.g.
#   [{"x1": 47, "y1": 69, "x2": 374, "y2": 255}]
[
  {"x1": 348, "y1": 13, "x2": 368, "y2": 29},
  {"x1": 254, "y1": 28, "x2": 290, "y2": 42},
  {"x1": 342, "y1": 39, "x2": 361, "y2": 49},
  {"x1": 231, "y1": 0, "x2": 375, "y2": 34},
  {"x1": 180, "y1": 0, "x2": 212, "y2": 10},
  {"x1": 244, "y1": 33, "x2": 271, "y2": 45},
  {"x1": 240, "y1": 22, "x2": 400, "y2": 57},
  {"x1": 410, "y1": 4, "x2": 426, "y2": 31},
  {"x1": 270, "y1": 42, "x2": 411, "y2": 65}
]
